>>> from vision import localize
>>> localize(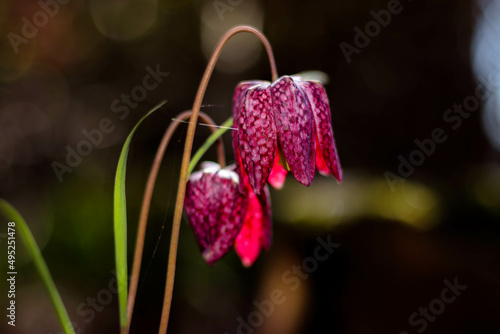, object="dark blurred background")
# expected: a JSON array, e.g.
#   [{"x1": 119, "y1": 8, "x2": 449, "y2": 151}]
[{"x1": 1, "y1": 0, "x2": 500, "y2": 333}]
